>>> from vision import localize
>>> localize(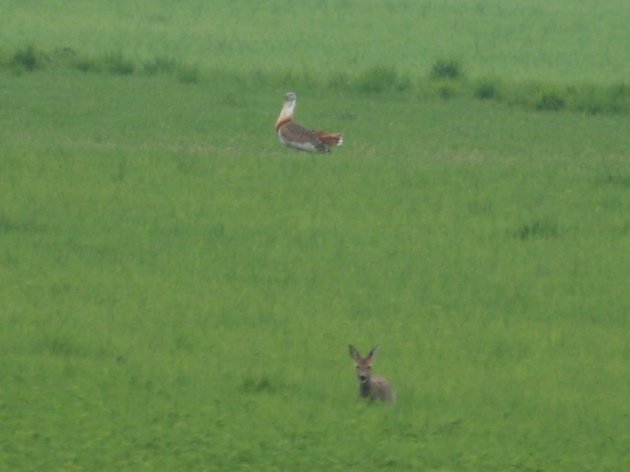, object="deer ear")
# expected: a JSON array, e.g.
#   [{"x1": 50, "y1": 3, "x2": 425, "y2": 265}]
[
  {"x1": 349, "y1": 345, "x2": 361, "y2": 361},
  {"x1": 368, "y1": 346, "x2": 379, "y2": 360}
]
